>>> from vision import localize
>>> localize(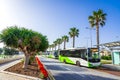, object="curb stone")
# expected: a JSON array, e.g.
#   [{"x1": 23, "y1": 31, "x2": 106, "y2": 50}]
[
  {"x1": 101, "y1": 64, "x2": 120, "y2": 71},
  {"x1": 1, "y1": 71, "x2": 41, "y2": 80},
  {"x1": 47, "y1": 70, "x2": 55, "y2": 80},
  {"x1": 0, "y1": 59, "x2": 22, "y2": 71}
]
